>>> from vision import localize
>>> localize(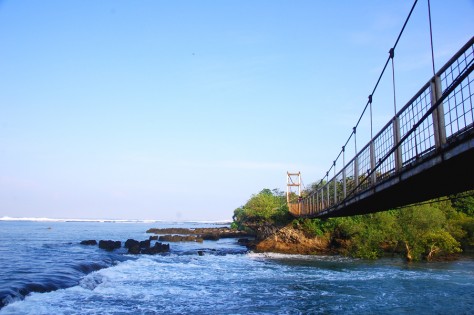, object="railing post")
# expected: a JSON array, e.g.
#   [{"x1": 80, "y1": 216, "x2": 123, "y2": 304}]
[
  {"x1": 431, "y1": 75, "x2": 446, "y2": 148},
  {"x1": 333, "y1": 161, "x2": 337, "y2": 204},
  {"x1": 342, "y1": 146, "x2": 347, "y2": 198},
  {"x1": 370, "y1": 141, "x2": 376, "y2": 185},
  {"x1": 393, "y1": 116, "x2": 403, "y2": 171},
  {"x1": 326, "y1": 184, "x2": 329, "y2": 207},
  {"x1": 326, "y1": 174, "x2": 330, "y2": 207},
  {"x1": 353, "y1": 127, "x2": 359, "y2": 189},
  {"x1": 326, "y1": 173, "x2": 329, "y2": 207},
  {"x1": 316, "y1": 190, "x2": 319, "y2": 212}
]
